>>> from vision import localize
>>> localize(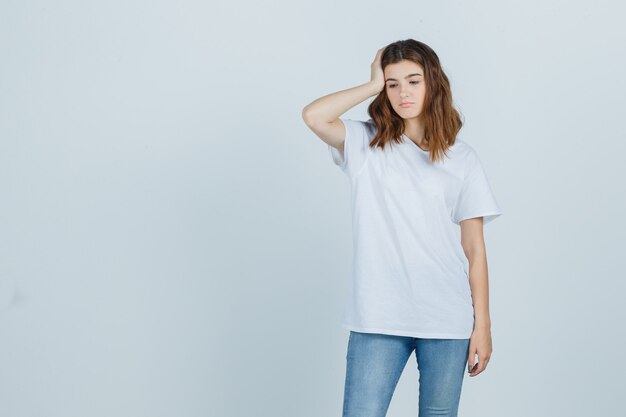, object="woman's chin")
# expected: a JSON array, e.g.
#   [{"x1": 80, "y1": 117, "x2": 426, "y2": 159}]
[{"x1": 396, "y1": 111, "x2": 422, "y2": 120}]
